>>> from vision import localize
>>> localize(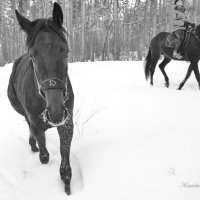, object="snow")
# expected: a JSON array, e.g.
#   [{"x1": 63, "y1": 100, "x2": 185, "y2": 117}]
[{"x1": 0, "y1": 60, "x2": 200, "y2": 200}]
